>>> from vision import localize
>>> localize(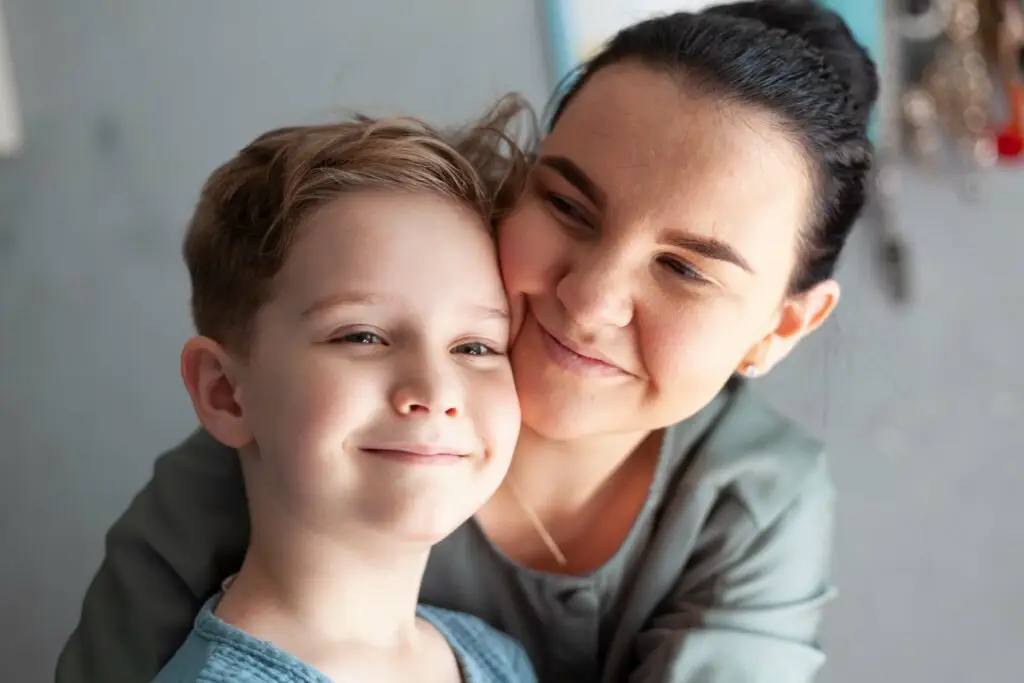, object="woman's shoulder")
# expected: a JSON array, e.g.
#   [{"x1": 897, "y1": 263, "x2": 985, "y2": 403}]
[
  {"x1": 149, "y1": 427, "x2": 243, "y2": 494},
  {"x1": 667, "y1": 378, "x2": 832, "y2": 529},
  {"x1": 157, "y1": 427, "x2": 238, "y2": 468}
]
